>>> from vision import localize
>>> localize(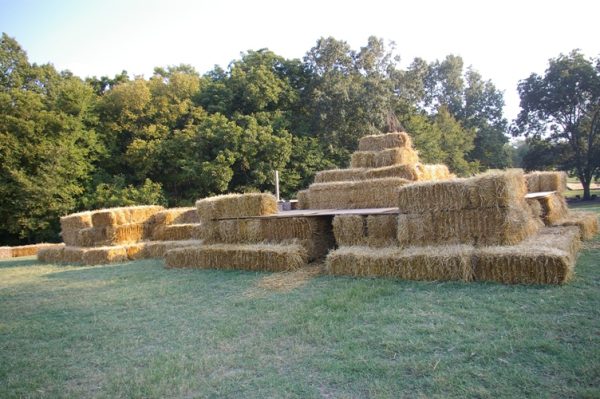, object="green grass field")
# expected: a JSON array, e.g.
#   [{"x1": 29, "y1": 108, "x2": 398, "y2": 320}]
[{"x1": 1, "y1": 213, "x2": 599, "y2": 398}]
